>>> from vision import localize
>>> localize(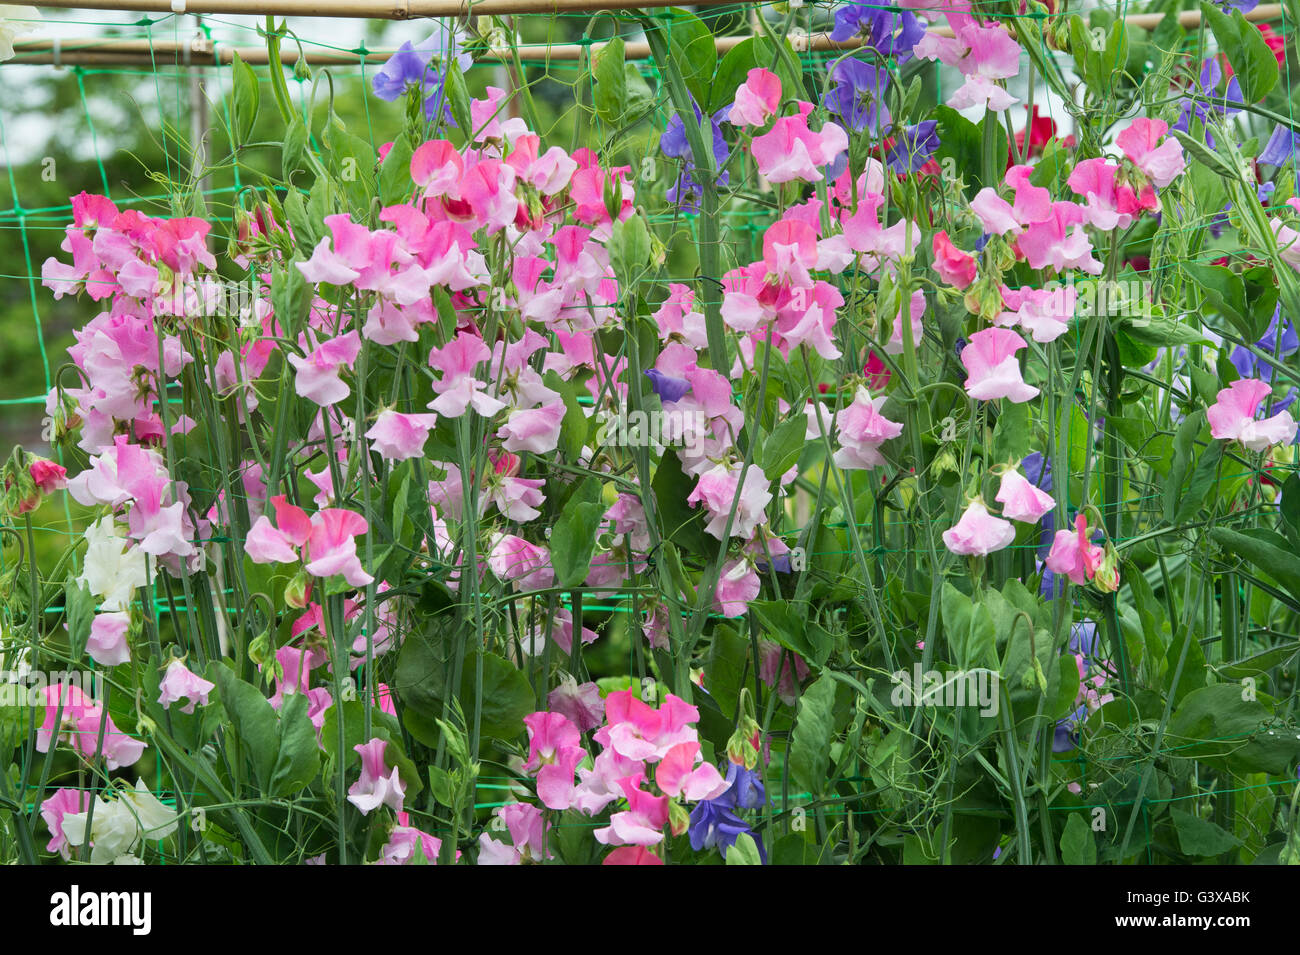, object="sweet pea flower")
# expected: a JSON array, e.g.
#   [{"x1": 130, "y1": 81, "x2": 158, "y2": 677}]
[
  {"x1": 287, "y1": 331, "x2": 361, "y2": 407},
  {"x1": 1115, "y1": 118, "x2": 1186, "y2": 188},
  {"x1": 655, "y1": 741, "x2": 729, "y2": 801},
  {"x1": 1207, "y1": 378, "x2": 1298, "y2": 451},
  {"x1": 245, "y1": 496, "x2": 373, "y2": 587},
  {"x1": 487, "y1": 533, "x2": 555, "y2": 591},
  {"x1": 932, "y1": 231, "x2": 977, "y2": 289},
  {"x1": 961, "y1": 327, "x2": 1039, "y2": 403},
  {"x1": 547, "y1": 675, "x2": 604, "y2": 732},
  {"x1": 942, "y1": 499, "x2": 1016, "y2": 556},
  {"x1": 40, "y1": 789, "x2": 91, "y2": 860},
  {"x1": 714, "y1": 556, "x2": 761, "y2": 617},
  {"x1": 751, "y1": 107, "x2": 849, "y2": 183},
  {"x1": 365, "y1": 409, "x2": 439, "y2": 461},
  {"x1": 596, "y1": 689, "x2": 699, "y2": 762},
  {"x1": 347, "y1": 738, "x2": 406, "y2": 815},
  {"x1": 603, "y1": 846, "x2": 665, "y2": 865},
  {"x1": 727, "y1": 68, "x2": 781, "y2": 127},
  {"x1": 594, "y1": 777, "x2": 672, "y2": 847},
  {"x1": 157, "y1": 659, "x2": 215, "y2": 715},
  {"x1": 37, "y1": 682, "x2": 146, "y2": 770},
  {"x1": 833, "y1": 385, "x2": 904, "y2": 469},
  {"x1": 823, "y1": 60, "x2": 891, "y2": 134},
  {"x1": 86, "y1": 611, "x2": 131, "y2": 667},
  {"x1": 427, "y1": 332, "x2": 507, "y2": 418},
  {"x1": 687, "y1": 463, "x2": 773, "y2": 541},
  {"x1": 996, "y1": 466, "x2": 1056, "y2": 522},
  {"x1": 1045, "y1": 514, "x2": 1105, "y2": 585}
]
